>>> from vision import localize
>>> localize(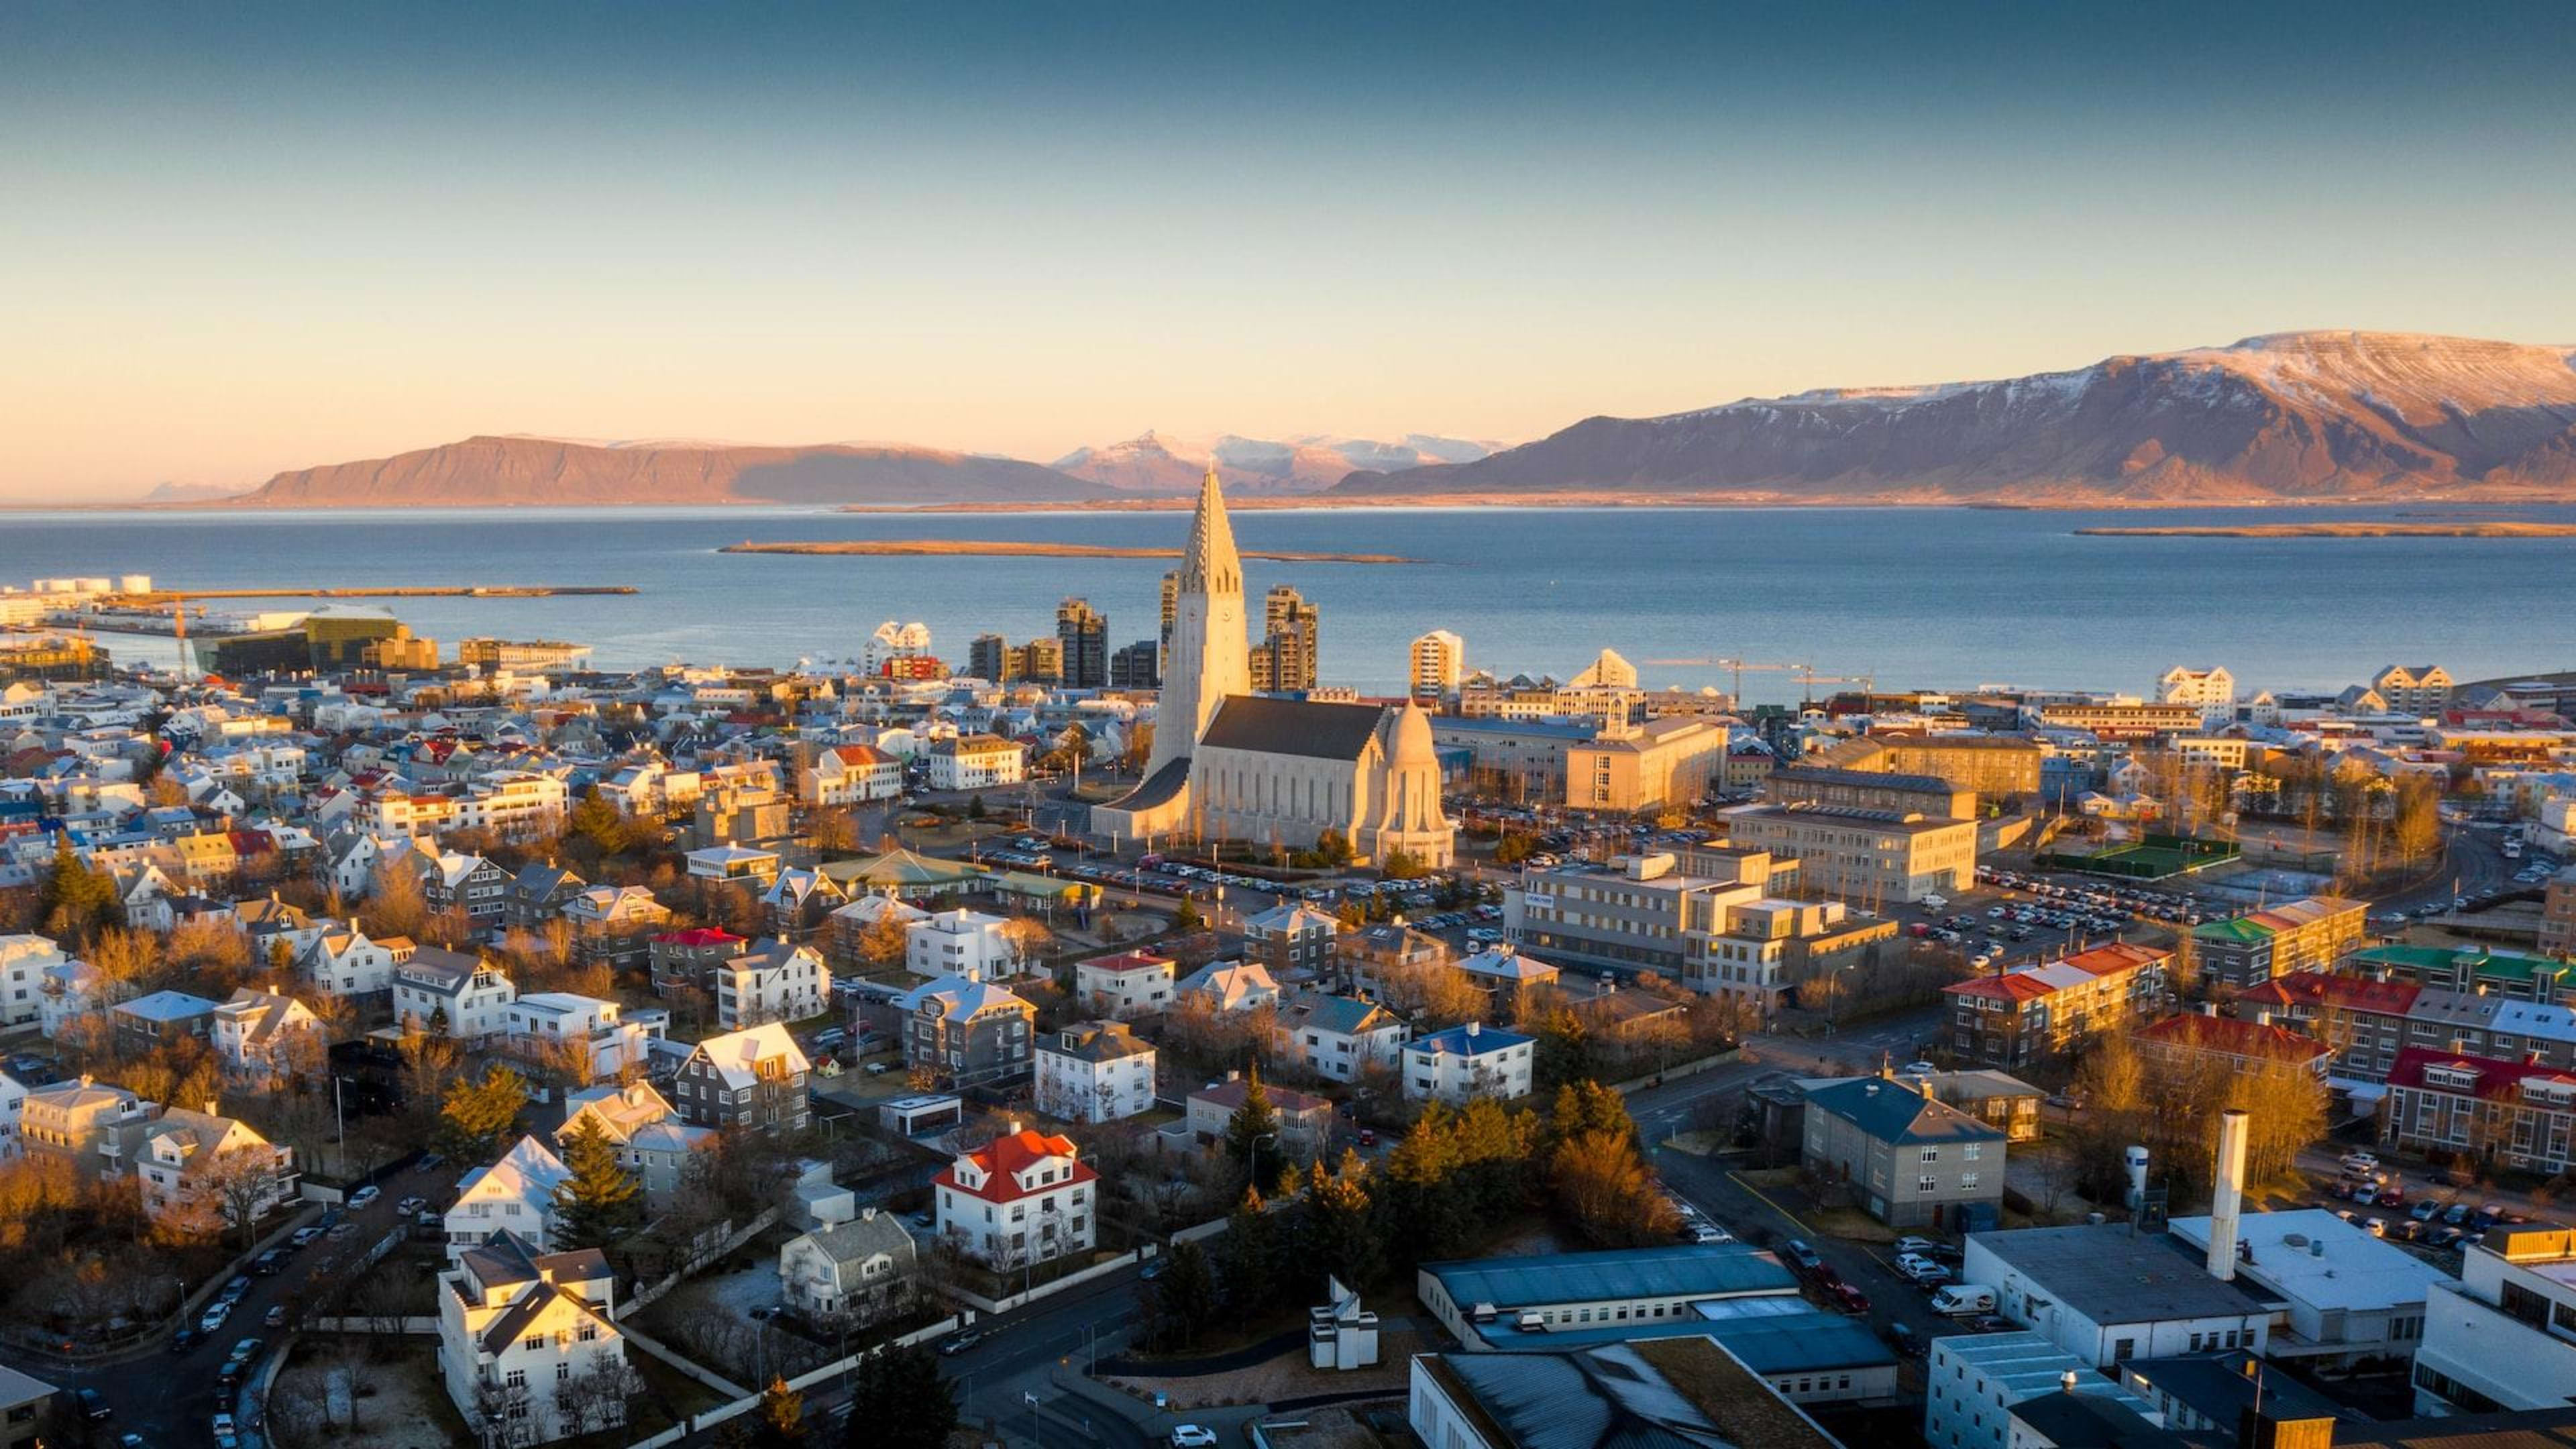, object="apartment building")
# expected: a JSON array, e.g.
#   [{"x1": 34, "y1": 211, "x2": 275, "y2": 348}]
[
  {"x1": 800, "y1": 743, "x2": 904, "y2": 805},
  {"x1": 137, "y1": 1108, "x2": 297, "y2": 1231},
  {"x1": 2371, "y1": 664, "x2": 2454, "y2": 716},
  {"x1": 2381, "y1": 1046, "x2": 2576, "y2": 1176},
  {"x1": 0, "y1": 934, "x2": 72, "y2": 1030},
  {"x1": 1073, "y1": 949, "x2": 1175, "y2": 1018},
  {"x1": 1401, "y1": 1022, "x2": 1536, "y2": 1104},
  {"x1": 2544, "y1": 867, "x2": 2576, "y2": 959},
  {"x1": 1565, "y1": 716, "x2": 1731, "y2": 811},
  {"x1": 501, "y1": 993, "x2": 660, "y2": 1084},
  {"x1": 2033, "y1": 702, "x2": 2206, "y2": 739},
  {"x1": 2189, "y1": 896, "x2": 2368, "y2": 993},
  {"x1": 1811, "y1": 733, "x2": 2043, "y2": 803},
  {"x1": 1726, "y1": 803, "x2": 1976, "y2": 904},
  {"x1": 932, "y1": 1128, "x2": 1097, "y2": 1269},
  {"x1": 2347, "y1": 943, "x2": 2573, "y2": 1004},
  {"x1": 673, "y1": 1023, "x2": 811, "y2": 1135},
  {"x1": 558, "y1": 886, "x2": 673, "y2": 970},
  {"x1": 419, "y1": 851, "x2": 513, "y2": 926},
  {"x1": 1766, "y1": 765, "x2": 1975, "y2": 821},
  {"x1": 1034, "y1": 1020, "x2": 1158, "y2": 1124},
  {"x1": 2156, "y1": 665, "x2": 2237, "y2": 710},
  {"x1": 713, "y1": 941, "x2": 826, "y2": 1029},
  {"x1": 1802, "y1": 1075, "x2": 2005, "y2": 1230},
  {"x1": 2133, "y1": 1008, "x2": 2331, "y2": 1081},
  {"x1": 1409, "y1": 629, "x2": 1464, "y2": 704},
  {"x1": 365, "y1": 773, "x2": 569, "y2": 841},
  {"x1": 1242, "y1": 902, "x2": 1338, "y2": 978},
  {"x1": 894, "y1": 974, "x2": 1036, "y2": 1090},
  {"x1": 437, "y1": 1232, "x2": 629, "y2": 1446},
  {"x1": 2414, "y1": 1222, "x2": 2576, "y2": 1413},
  {"x1": 927, "y1": 735, "x2": 1024, "y2": 790},
  {"x1": 1942, "y1": 943, "x2": 2171, "y2": 1069},
  {"x1": 904, "y1": 909, "x2": 1016, "y2": 981},
  {"x1": 19, "y1": 1077, "x2": 156, "y2": 1184}
]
